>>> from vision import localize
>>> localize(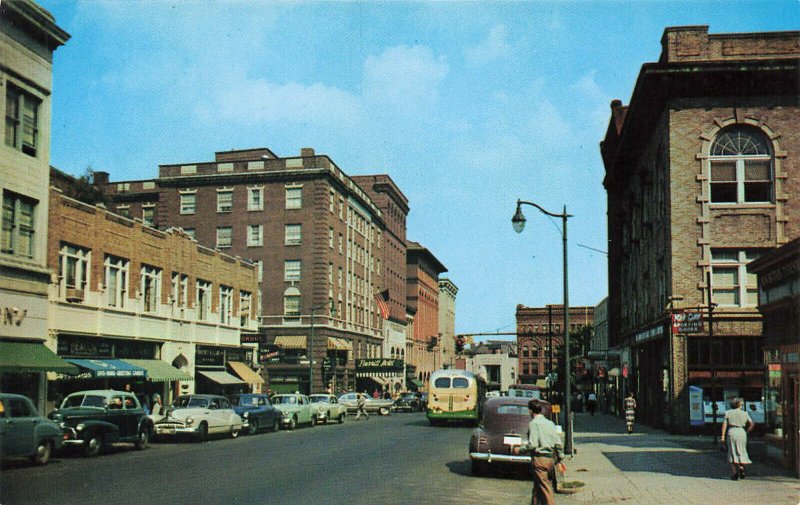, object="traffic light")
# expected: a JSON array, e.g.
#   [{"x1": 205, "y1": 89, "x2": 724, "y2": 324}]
[{"x1": 454, "y1": 335, "x2": 466, "y2": 354}]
